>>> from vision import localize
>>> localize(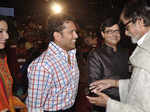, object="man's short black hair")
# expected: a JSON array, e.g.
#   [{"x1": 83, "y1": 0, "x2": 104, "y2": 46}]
[
  {"x1": 47, "y1": 14, "x2": 76, "y2": 41},
  {"x1": 100, "y1": 17, "x2": 119, "y2": 32},
  {"x1": 123, "y1": 2, "x2": 150, "y2": 26}
]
